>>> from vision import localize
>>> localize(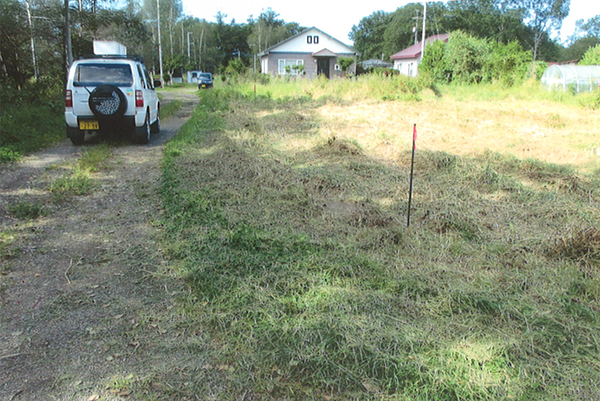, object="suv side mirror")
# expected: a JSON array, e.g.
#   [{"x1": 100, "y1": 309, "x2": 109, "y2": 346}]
[{"x1": 153, "y1": 79, "x2": 162, "y2": 88}]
